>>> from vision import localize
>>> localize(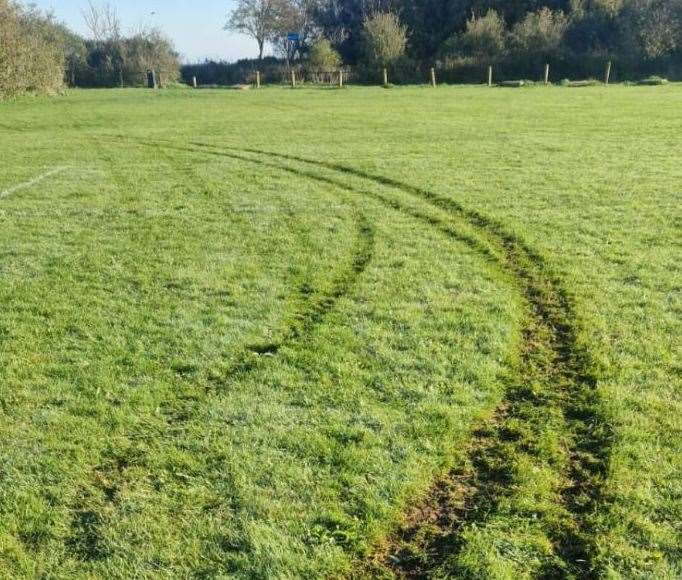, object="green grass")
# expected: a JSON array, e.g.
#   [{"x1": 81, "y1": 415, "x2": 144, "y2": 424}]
[{"x1": 0, "y1": 84, "x2": 679, "y2": 578}]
